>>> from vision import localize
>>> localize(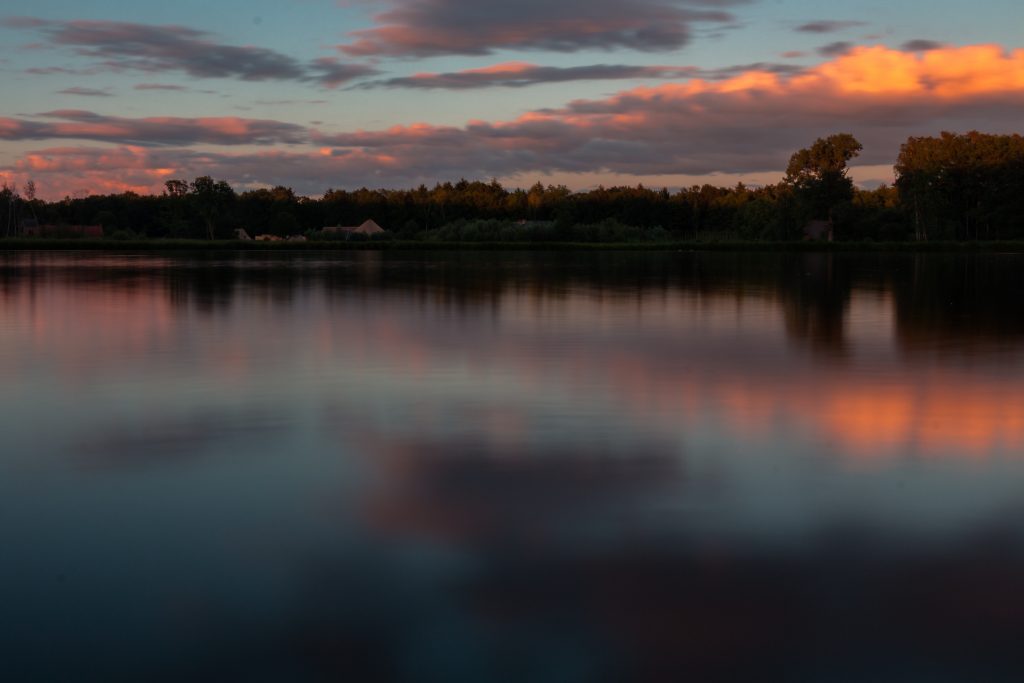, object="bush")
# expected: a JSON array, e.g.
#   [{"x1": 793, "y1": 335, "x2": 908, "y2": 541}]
[
  {"x1": 108, "y1": 229, "x2": 140, "y2": 241},
  {"x1": 419, "y1": 218, "x2": 669, "y2": 243}
]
